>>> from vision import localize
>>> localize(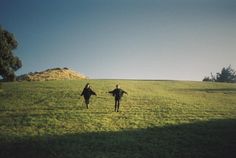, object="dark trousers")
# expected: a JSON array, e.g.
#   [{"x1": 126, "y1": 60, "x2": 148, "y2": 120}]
[
  {"x1": 84, "y1": 98, "x2": 90, "y2": 109},
  {"x1": 115, "y1": 99, "x2": 120, "y2": 112}
]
